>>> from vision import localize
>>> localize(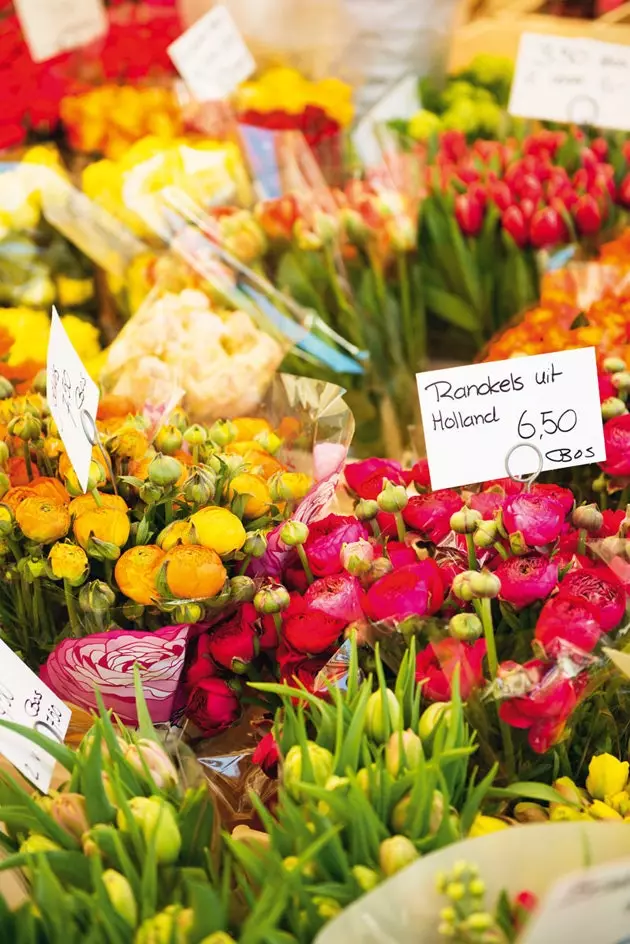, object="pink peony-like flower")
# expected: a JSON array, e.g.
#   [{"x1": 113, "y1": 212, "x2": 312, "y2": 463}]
[
  {"x1": 410, "y1": 458, "x2": 432, "y2": 491},
  {"x1": 534, "y1": 595, "x2": 604, "y2": 654},
  {"x1": 529, "y1": 483, "x2": 575, "y2": 516},
  {"x1": 304, "y1": 514, "x2": 369, "y2": 576},
  {"x1": 557, "y1": 567, "x2": 626, "y2": 630},
  {"x1": 602, "y1": 413, "x2": 630, "y2": 478},
  {"x1": 502, "y1": 492, "x2": 566, "y2": 546},
  {"x1": 469, "y1": 489, "x2": 507, "y2": 519},
  {"x1": 283, "y1": 609, "x2": 345, "y2": 654},
  {"x1": 402, "y1": 489, "x2": 462, "y2": 544},
  {"x1": 415, "y1": 637, "x2": 487, "y2": 701},
  {"x1": 495, "y1": 553, "x2": 558, "y2": 609},
  {"x1": 365, "y1": 560, "x2": 444, "y2": 623},
  {"x1": 598, "y1": 373, "x2": 615, "y2": 402},
  {"x1": 42, "y1": 625, "x2": 190, "y2": 725},
  {"x1": 205, "y1": 608, "x2": 258, "y2": 672},
  {"x1": 345, "y1": 458, "x2": 406, "y2": 499},
  {"x1": 304, "y1": 572, "x2": 365, "y2": 623}
]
